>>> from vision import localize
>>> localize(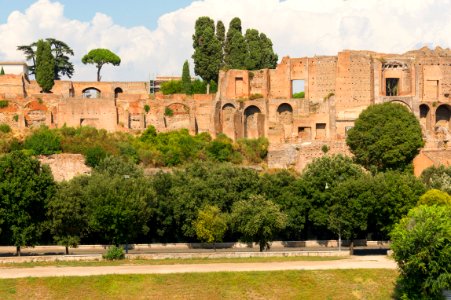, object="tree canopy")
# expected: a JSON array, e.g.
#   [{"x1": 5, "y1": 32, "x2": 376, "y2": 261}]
[
  {"x1": 35, "y1": 39, "x2": 55, "y2": 93},
  {"x1": 17, "y1": 38, "x2": 75, "y2": 79},
  {"x1": 390, "y1": 204, "x2": 451, "y2": 299},
  {"x1": 82, "y1": 48, "x2": 121, "y2": 82},
  {"x1": 346, "y1": 102, "x2": 424, "y2": 172}
]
